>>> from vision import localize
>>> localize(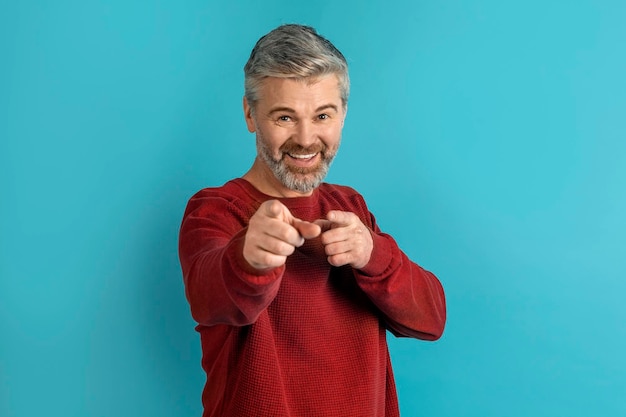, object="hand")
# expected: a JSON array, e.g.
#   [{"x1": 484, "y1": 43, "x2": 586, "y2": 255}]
[
  {"x1": 243, "y1": 200, "x2": 321, "y2": 271},
  {"x1": 315, "y1": 211, "x2": 373, "y2": 269}
]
